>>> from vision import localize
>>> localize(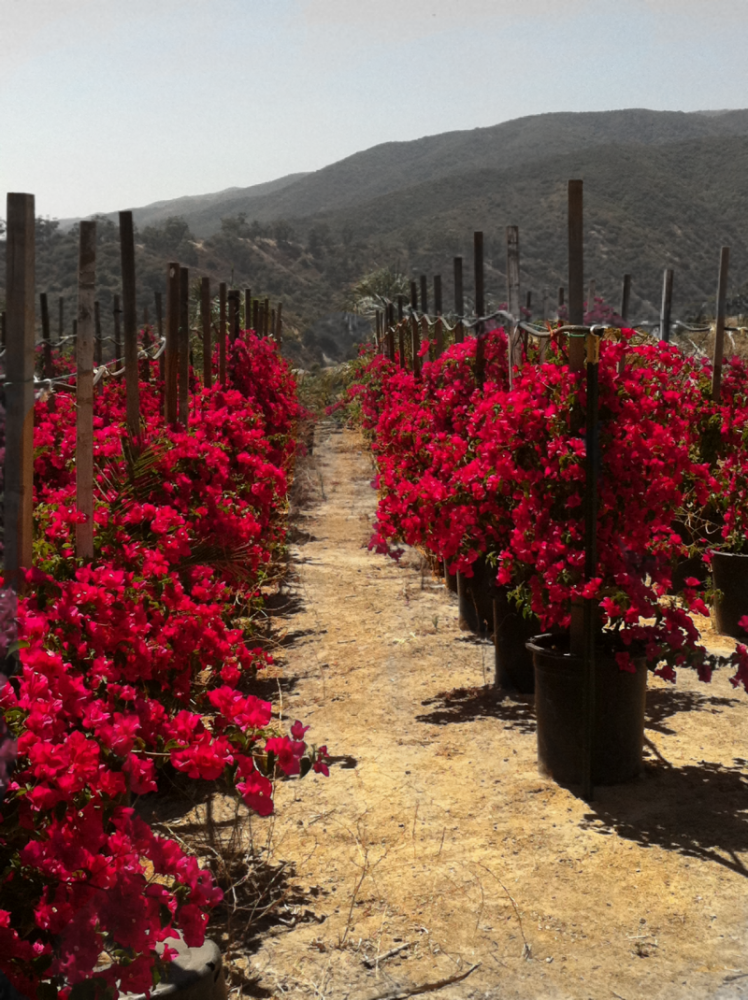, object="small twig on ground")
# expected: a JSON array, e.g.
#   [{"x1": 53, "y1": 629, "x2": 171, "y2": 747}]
[
  {"x1": 366, "y1": 962, "x2": 481, "y2": 1000},
  {"x1": 476, "y1": 862, "x2": 531, "y2": 959},
  {"x1": 363, "y1": 942, "x2": 412, "y2": 969}
]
